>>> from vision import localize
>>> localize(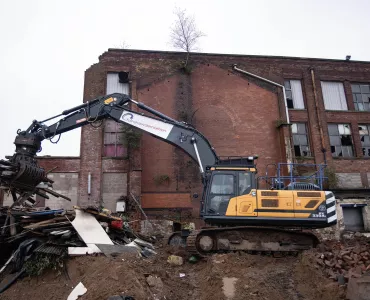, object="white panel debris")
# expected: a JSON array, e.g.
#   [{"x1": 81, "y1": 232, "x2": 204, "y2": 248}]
[{"x1": 71, "y1": 209, "x2": 113, "y2": 245}]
